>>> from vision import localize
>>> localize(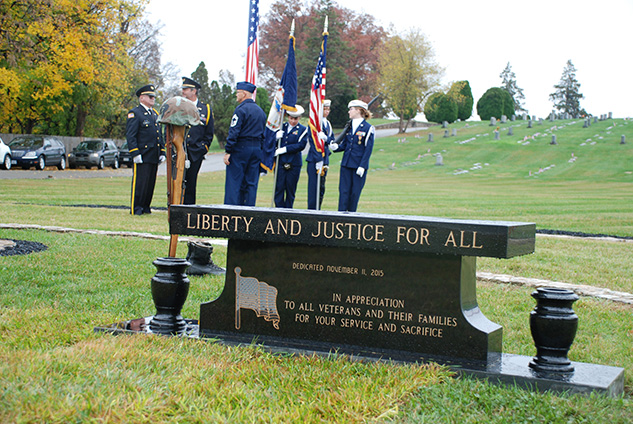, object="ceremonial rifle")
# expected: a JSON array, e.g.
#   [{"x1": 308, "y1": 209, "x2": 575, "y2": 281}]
[{"x1": 332, "y1": 94, "x2": 381, "y2": 145}]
